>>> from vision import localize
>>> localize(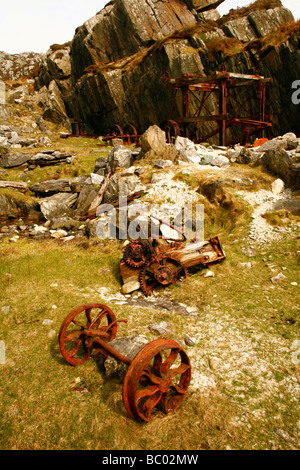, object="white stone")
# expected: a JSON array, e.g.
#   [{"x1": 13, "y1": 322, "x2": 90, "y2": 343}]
[
  {"x1": 90, "y1": 173, "x2": 105, "y2": 185},
  {"x1": 271, "y1": 272, "x2": 287, "y2": 283},
  {"x1": 0, "y1": 341, "x2": 5, "y2": 364},
  {"x1": 239, "y1": 262, "x2": 252, "y2": 270},
  {"x1": 148, "y1": 321, "x2": 170, "y2": 335},
  {"x1": 211, "y1": 155, "x2": 230, "y2": 167},
  {"x1": 204, "y1": 270, "x2": 215, "y2": 278},
  {"x1": 121, "y1": 281, "x2": 140, "y2": 294},
  {"x1": 271, "y1": 178, "x2": 285, "y2": 194}
]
